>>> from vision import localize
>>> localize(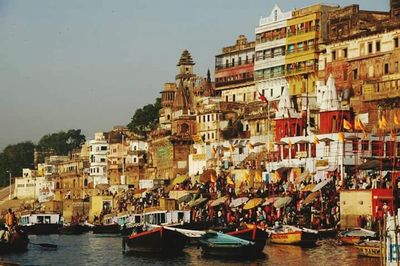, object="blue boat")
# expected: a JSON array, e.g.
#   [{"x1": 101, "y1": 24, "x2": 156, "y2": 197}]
[{"x1": 199, "y1": 231, "x2": 260, "y2": 258}]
